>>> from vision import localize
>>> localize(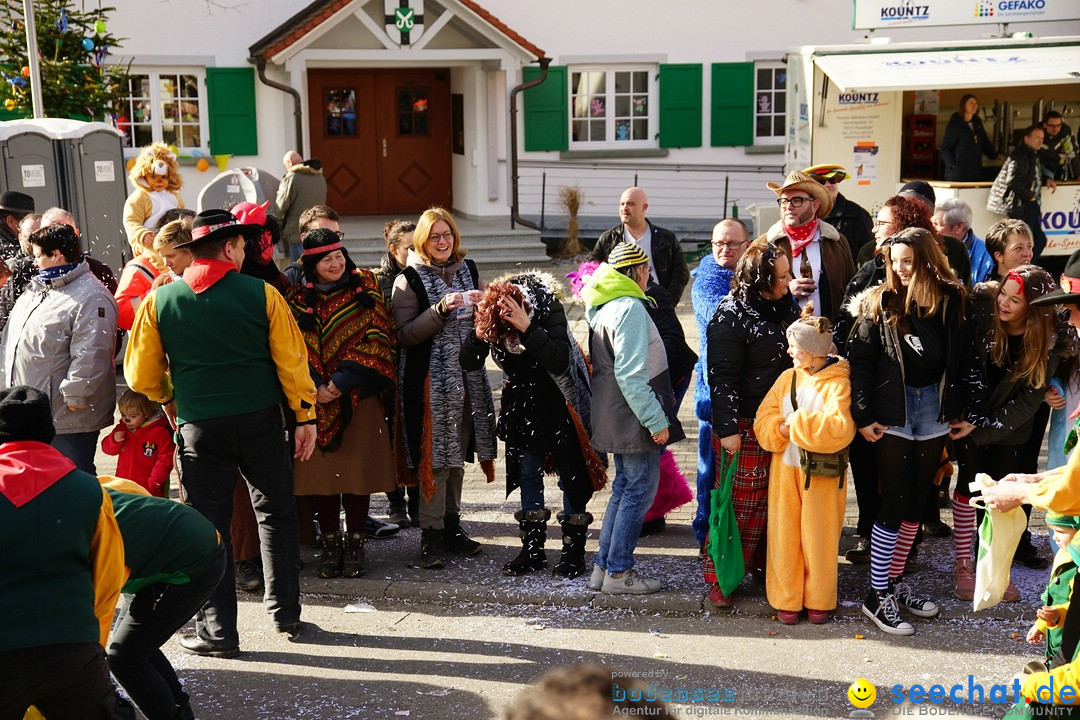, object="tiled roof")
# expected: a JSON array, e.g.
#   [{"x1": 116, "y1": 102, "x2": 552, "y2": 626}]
[{"x1": 248, "y1": 0, "x2": 545, "y2": 61}]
